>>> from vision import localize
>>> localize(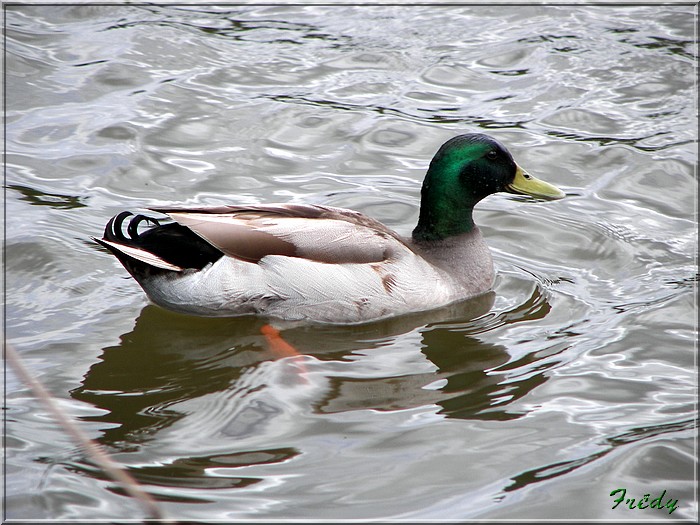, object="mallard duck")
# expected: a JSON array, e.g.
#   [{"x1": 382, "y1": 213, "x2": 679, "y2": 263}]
[{"x1": 95, "y1": 133, "x2": 564, "y2": 324}]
